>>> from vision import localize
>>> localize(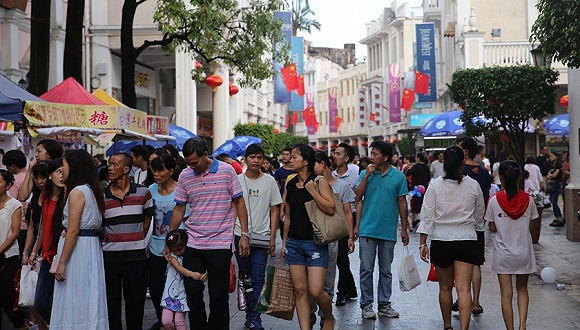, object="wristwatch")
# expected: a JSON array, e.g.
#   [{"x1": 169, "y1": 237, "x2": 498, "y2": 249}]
[{"x1": 240, "y1": 231, "x2": 251, "y2": 240}]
